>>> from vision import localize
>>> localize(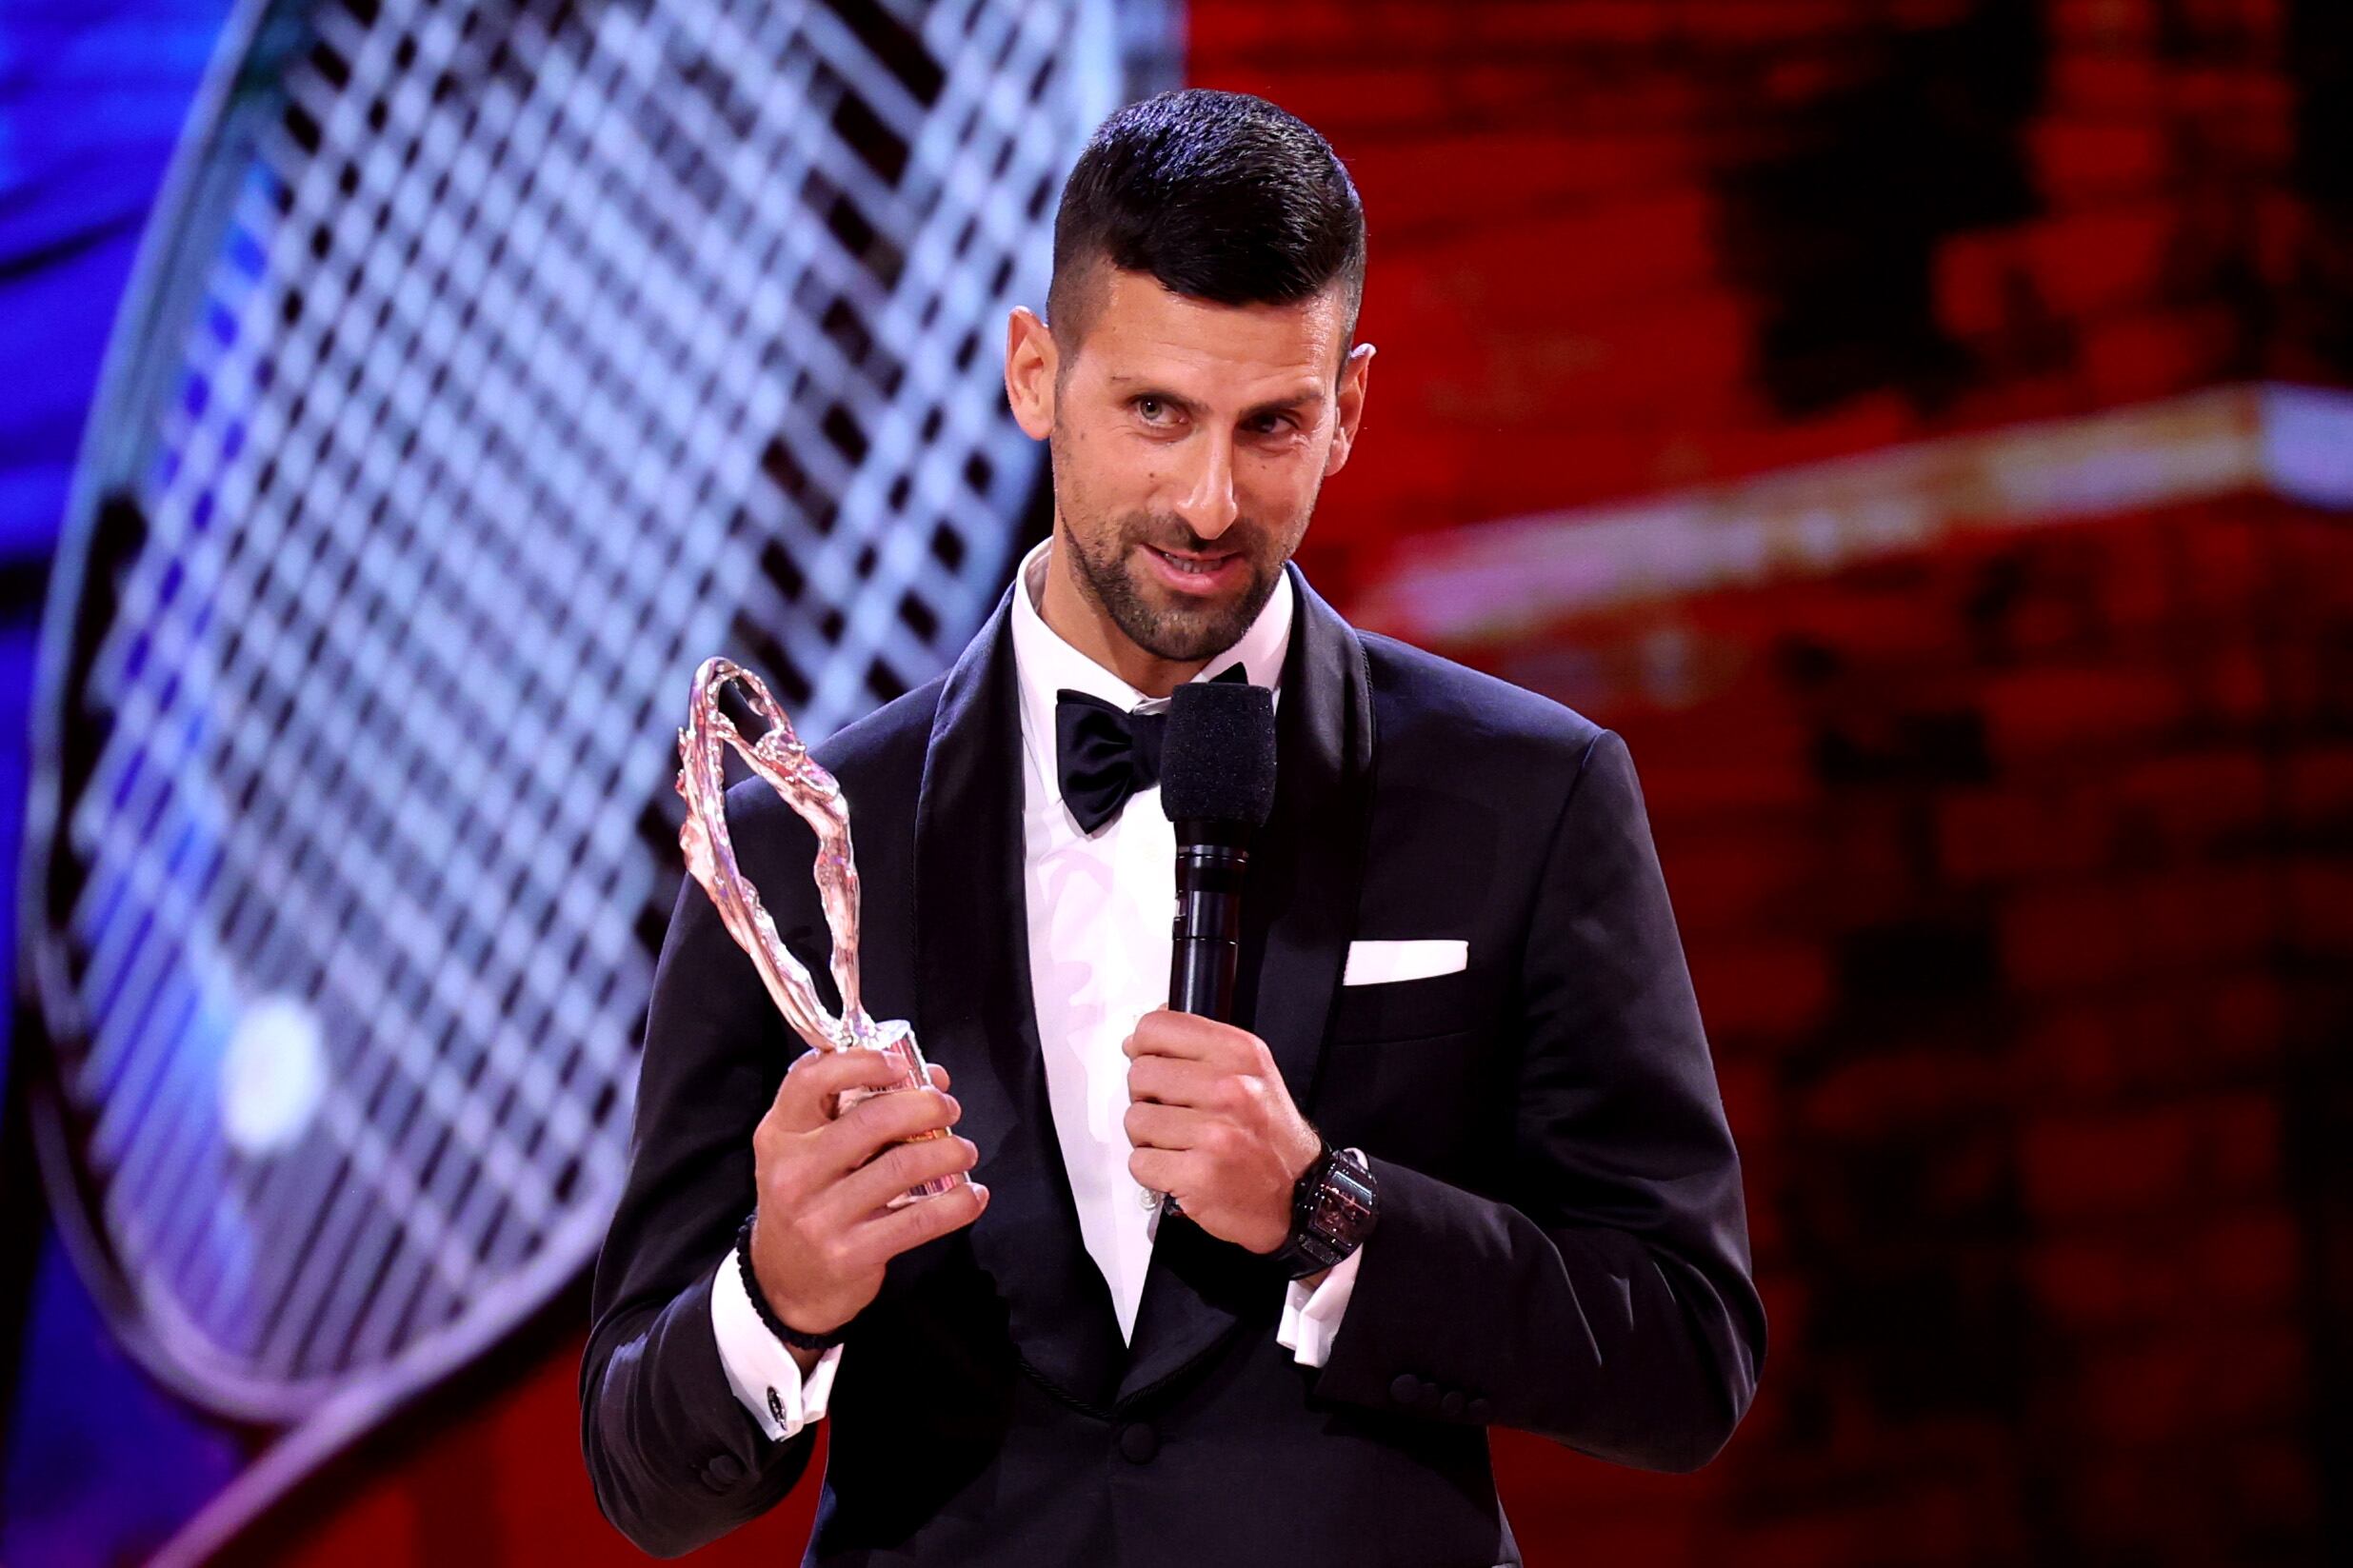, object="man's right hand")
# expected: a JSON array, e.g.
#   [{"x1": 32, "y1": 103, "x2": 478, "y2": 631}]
[{"x1": 747, "y1": 1047, "x2": 988, "y2": 1343}]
